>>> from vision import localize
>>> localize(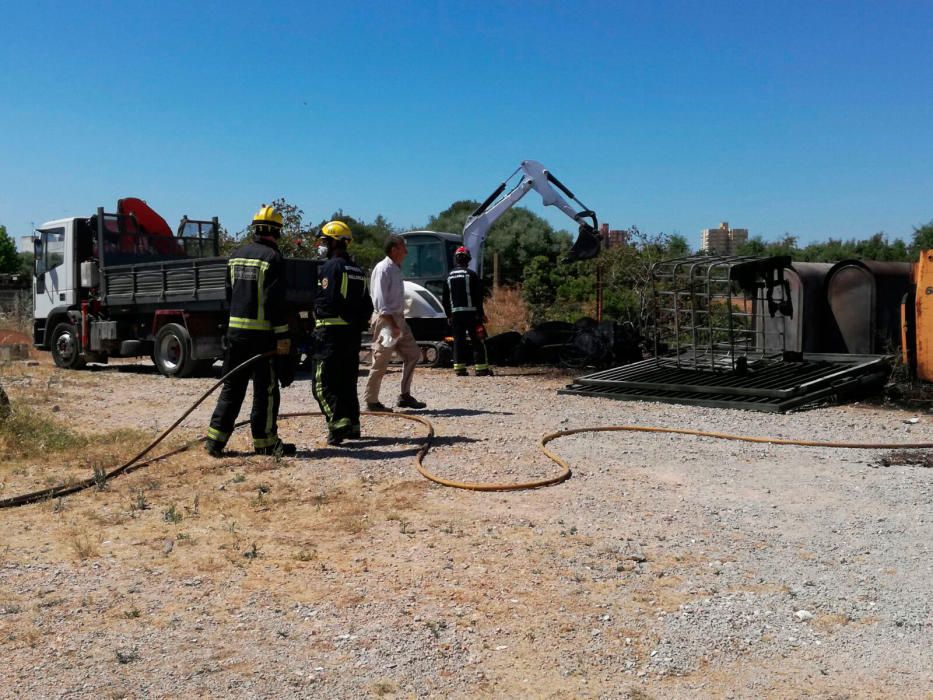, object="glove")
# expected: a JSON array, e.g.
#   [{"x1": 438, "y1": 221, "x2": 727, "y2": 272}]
[
  {"x1": 276, "y1": 352, "x2": 296, "y2": 388},
  {"x1": 276, "y1": 338, "x2": 291, "y2": 356},
  {"x1": 475, "y1": 323, "x2": 487, "y2": 341}
]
